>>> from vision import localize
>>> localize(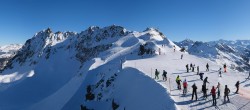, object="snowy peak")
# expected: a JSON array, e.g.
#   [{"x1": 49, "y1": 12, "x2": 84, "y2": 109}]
[
  {"x1": 78, "y1": 25, "x2": 128, "y2": 45},
  {"x1": 174, "y1": 39, "x2": 195, "y2": 51},
  {"x1": 2, "y1": 25, "x2": 134, "y2": 70},
  {"x1": 2, "y1": 25, "x2": 180, "y2": 72},
  {"x1": 138, "y1": 27, "x2": 177, "y2": 49},
  {"x1": 143, "y1": 27, "x2": 166, "y2": 39},
  {"x1": 189, "y1": 41, "x2": 218, "y2": 59},
  {"x1": 0, "y1": 25, "x2": 181, "y2": 110}
]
